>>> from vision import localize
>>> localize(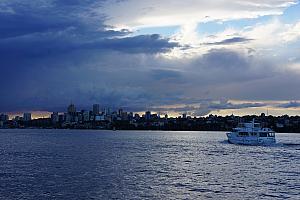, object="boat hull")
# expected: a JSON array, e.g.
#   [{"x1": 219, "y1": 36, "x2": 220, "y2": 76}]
[{"x1": 226, "y1": 132, "x2": 276, "y2": 145}]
